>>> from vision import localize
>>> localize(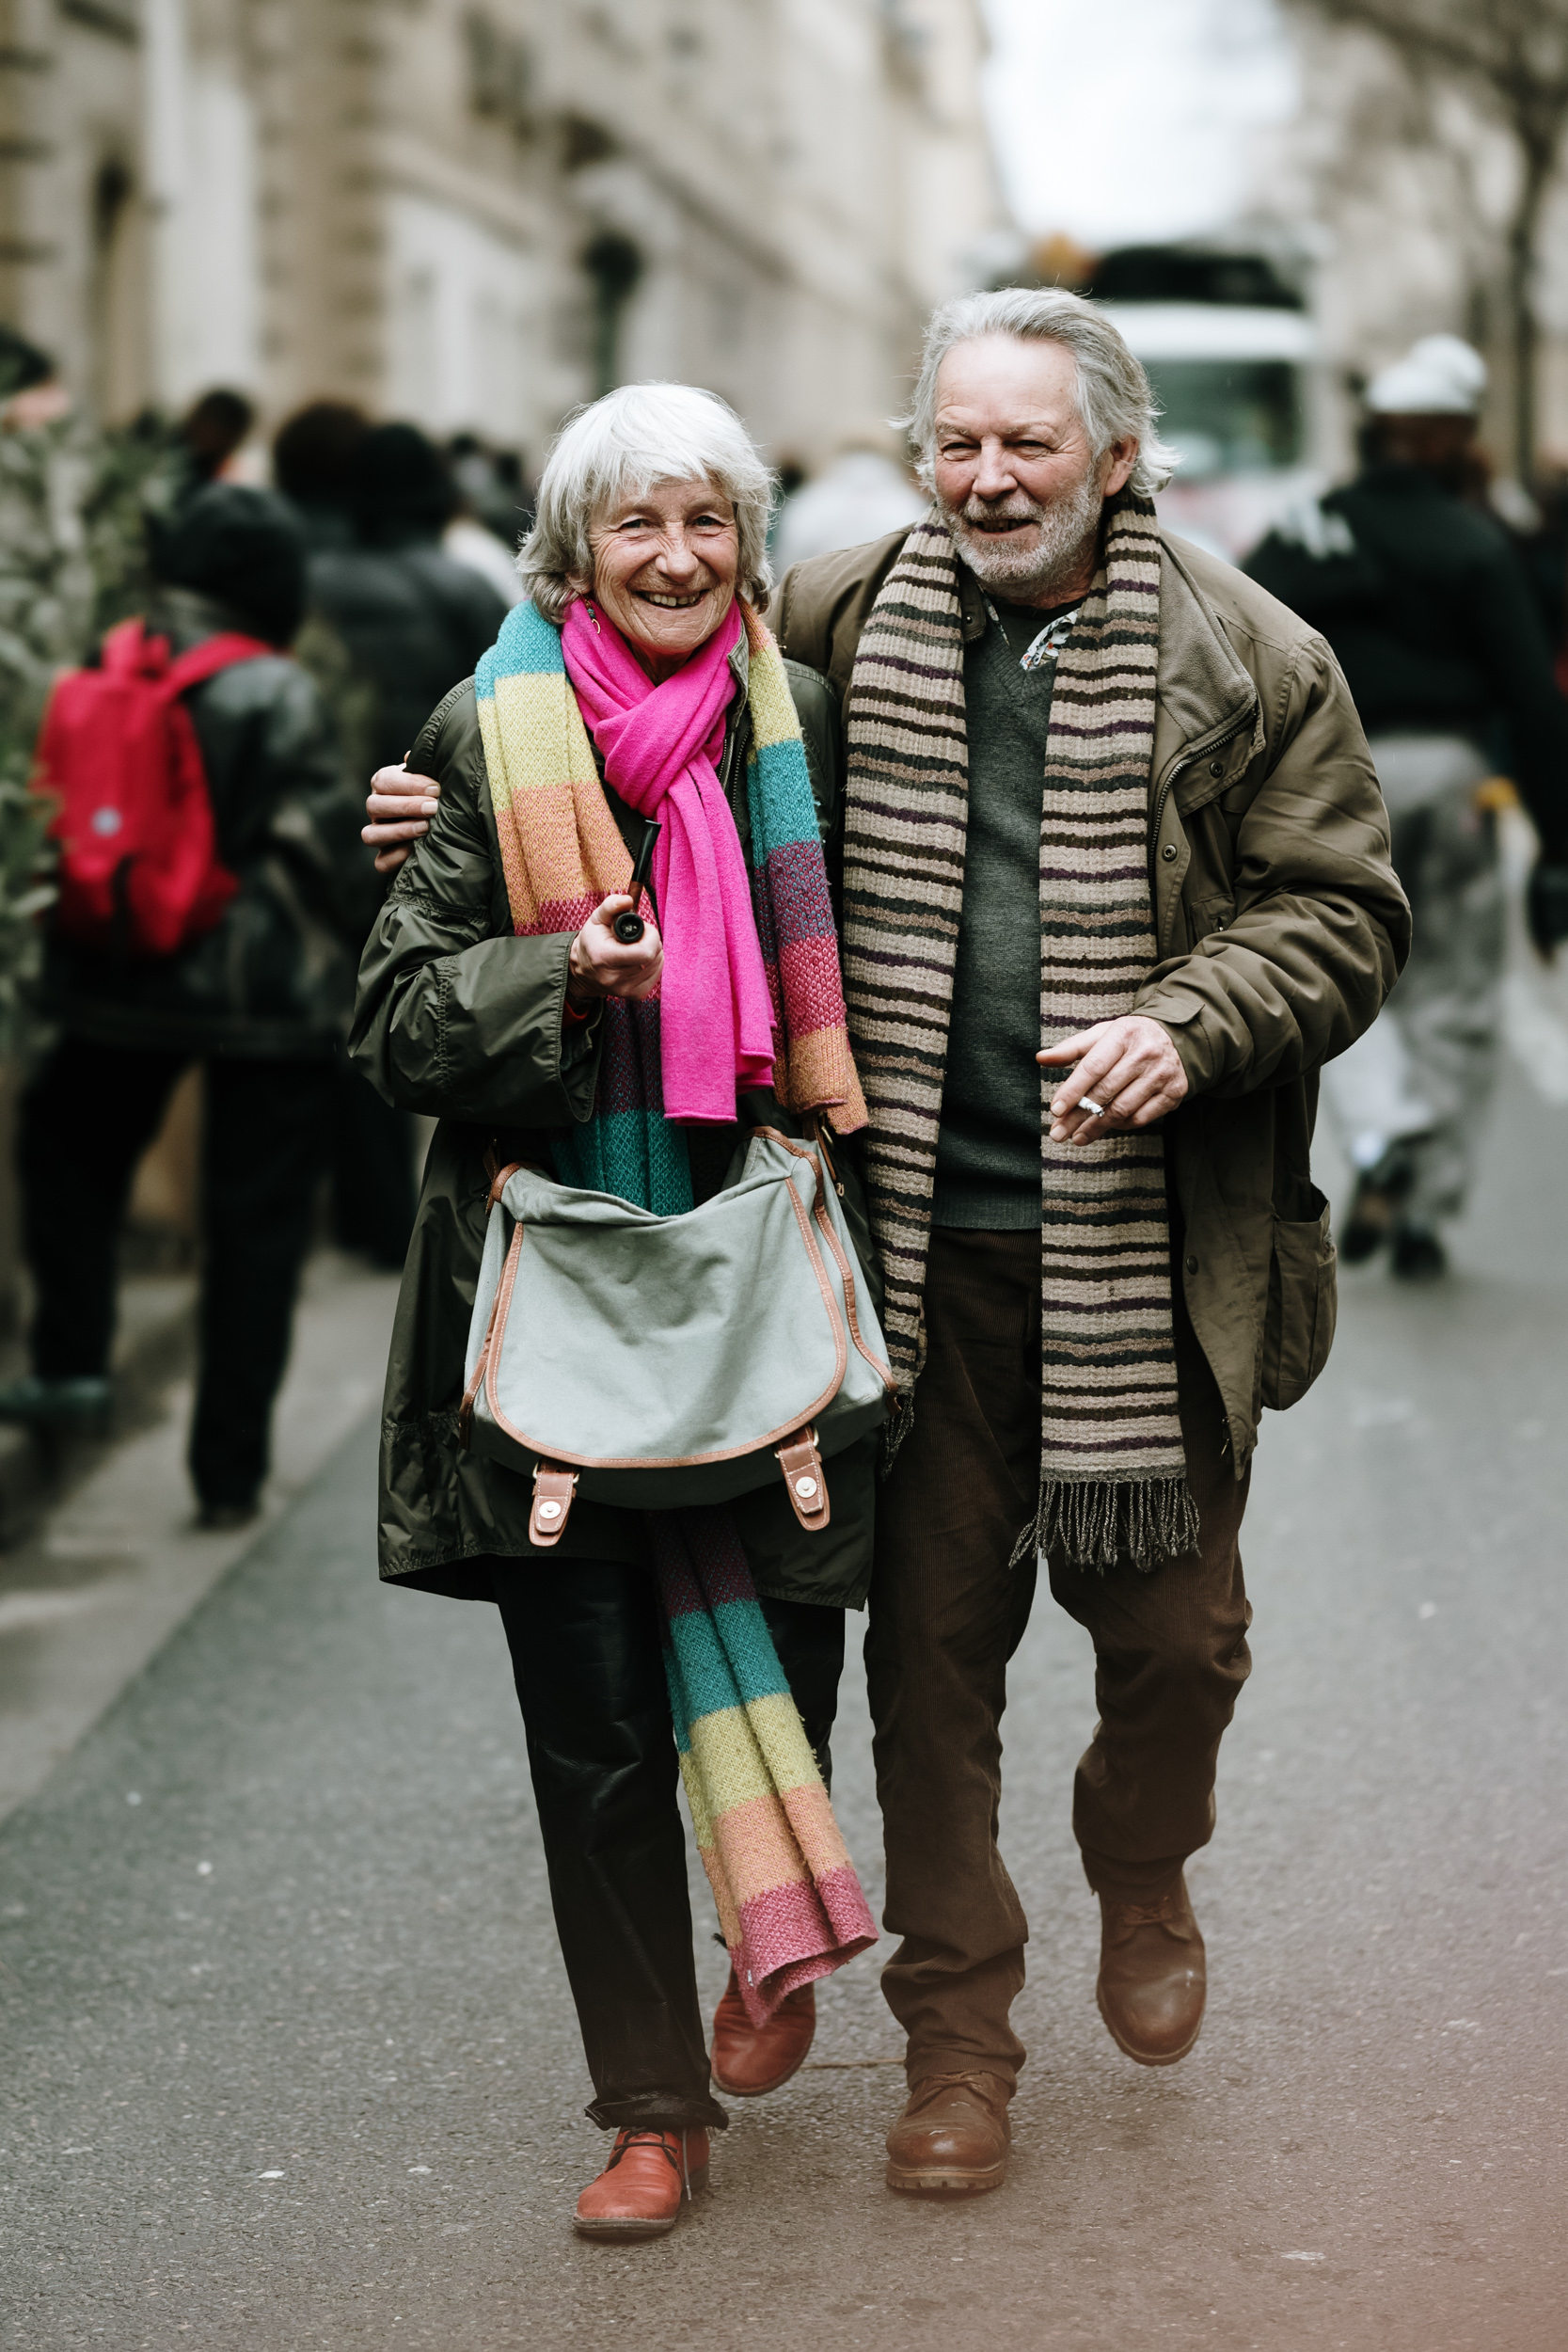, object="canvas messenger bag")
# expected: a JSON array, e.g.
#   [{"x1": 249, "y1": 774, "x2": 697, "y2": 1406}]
[{"x1": 459, "y1": 1126, "x2": 895, "y2": 1548}]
